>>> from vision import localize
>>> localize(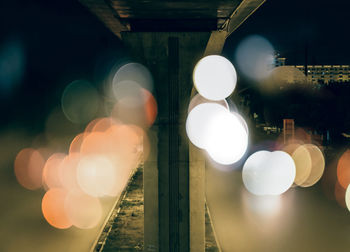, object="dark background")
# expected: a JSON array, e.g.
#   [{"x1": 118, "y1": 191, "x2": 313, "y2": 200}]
[
  {"x1": 0, "y1": 0, "x2": 349, "y2": 131},
  {"x1": 225, "y1": 0, "x2": 350, "y2": 65}
]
